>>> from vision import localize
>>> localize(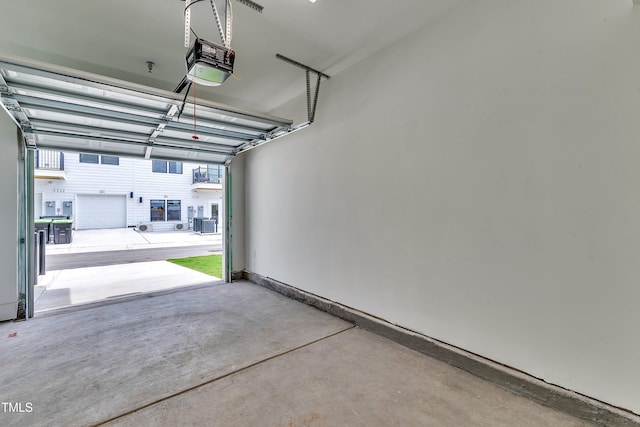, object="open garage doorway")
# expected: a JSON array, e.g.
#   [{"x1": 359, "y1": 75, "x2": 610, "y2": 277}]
[
  {"x1": 32, "y1": 149, "x2": 227, "y2": 313},
  {"x1": 0, "y1": 57, "x2": 293, "y2": 317}
]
